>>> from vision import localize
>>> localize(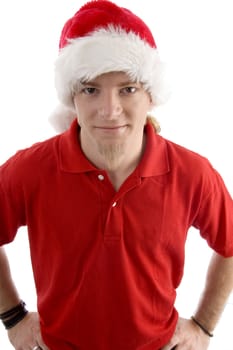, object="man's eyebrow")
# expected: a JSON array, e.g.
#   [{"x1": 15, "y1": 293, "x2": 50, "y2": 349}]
[
  {"x1": 81, "y1": 80, "x2": 138, "y2": 87},
  {"x1": 117, "y1": 81, "x2": 138, "y2": 87},
  {"x1": 80, "y1": 81, "x2": 99, "y2": 87}
]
